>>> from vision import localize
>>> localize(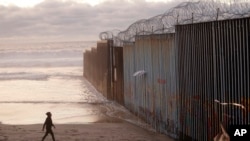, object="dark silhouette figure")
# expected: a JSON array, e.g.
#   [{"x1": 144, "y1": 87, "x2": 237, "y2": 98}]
[{"x1": 42, "y1": 112, "x2": 56, "y2": 141}]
